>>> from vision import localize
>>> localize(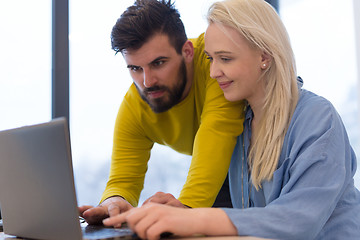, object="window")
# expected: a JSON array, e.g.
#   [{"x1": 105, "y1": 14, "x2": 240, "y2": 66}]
[
  {"x1": 0, "y1": 1, "x2": 51, "y2": 131},
  {"x1": 280, "y1": 0, "x2": 360, "y2": 186}
]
